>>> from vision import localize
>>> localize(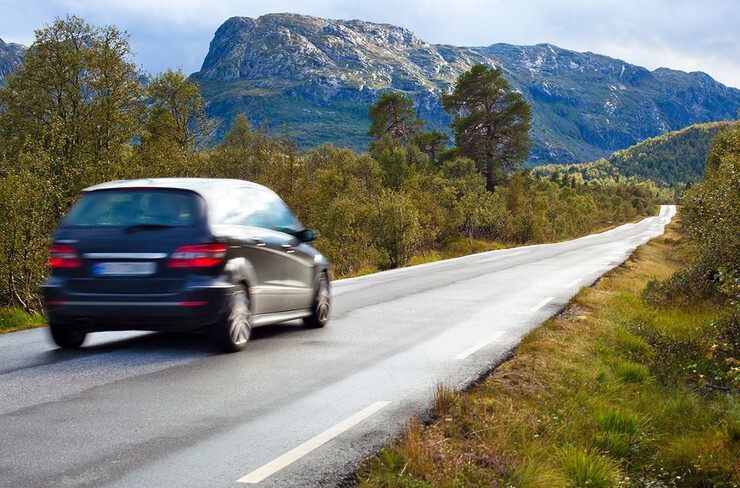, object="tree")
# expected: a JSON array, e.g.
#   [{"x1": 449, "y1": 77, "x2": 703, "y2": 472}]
[
  {"x1": 413, "y1": 130, "x2": 450, "y2": 163},
  {"x1": 0, "y1": 16, "x2": 143, "y2": 310},
  {"x1": 368, "y1": 92, "x2": 424, "y2": 145},
  {"x1": 442, "y1": 64, "x2": 531, "y2": 191},
  {"x1": 138, "y1": 69, "x2": 216, "y2": 172},
  {"x1": 682, "y1": 117, "x2": 739, "y2": 295},
  {"x1": 0, "y1": 15, "x2": 142, "y2": 200},
  {"x1": 370, "y1": 134, "x2": 417, "y2": 190},
  {"x1": 371, "y1": 189, "x2": 421, "y2": 269}
]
